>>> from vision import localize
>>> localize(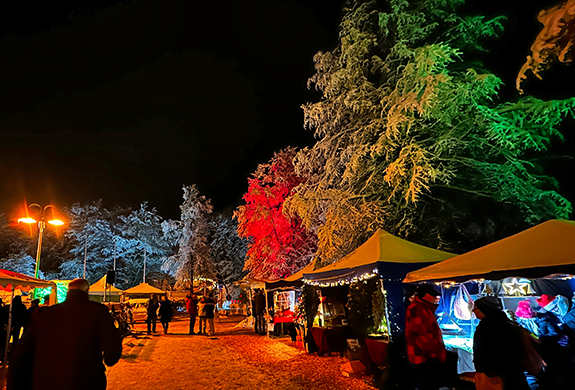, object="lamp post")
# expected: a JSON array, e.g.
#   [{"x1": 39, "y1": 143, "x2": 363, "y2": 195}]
[{"x1": 18, "y1": 204, "x2": 64, "y2": 280}]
